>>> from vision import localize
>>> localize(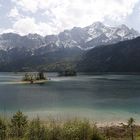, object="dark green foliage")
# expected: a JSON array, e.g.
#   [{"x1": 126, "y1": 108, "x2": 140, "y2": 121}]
[
  {"x1": 9, "y1": 111, "x2": 28, "y2": 138},
  {"x1": 0, "y1": 118, "x2": 7, "y2": 140},
  {"x1": 27, "y1": 118, "x2": 47, "y2": 140}
]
